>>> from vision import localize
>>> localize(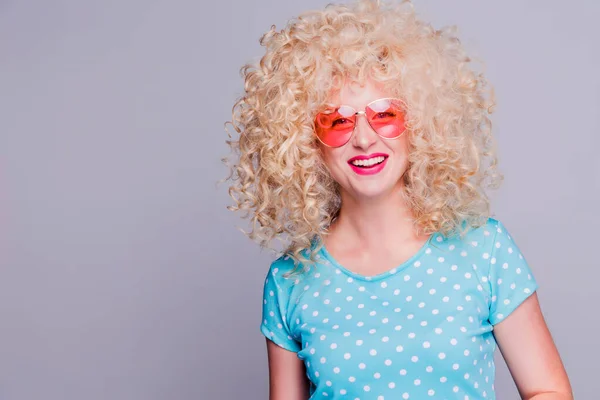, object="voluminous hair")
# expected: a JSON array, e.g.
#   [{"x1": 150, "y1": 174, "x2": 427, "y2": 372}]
[{"x1": 224, "y1": 0, "x2": 502, "y2": 270}]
